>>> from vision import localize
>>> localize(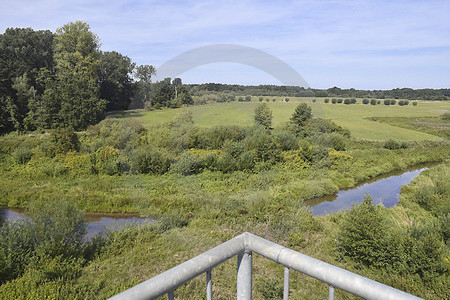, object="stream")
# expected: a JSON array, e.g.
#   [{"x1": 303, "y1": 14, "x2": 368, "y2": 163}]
[
  {"x1": 0, "y1": 208, "x2": 154, "y2": 241},
  {"x1": 0, "y1": 163, "x2": 436, "y2": 237},
  {"x1": 305, "y1": 164, "x2": 433, "y2": 216}
]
